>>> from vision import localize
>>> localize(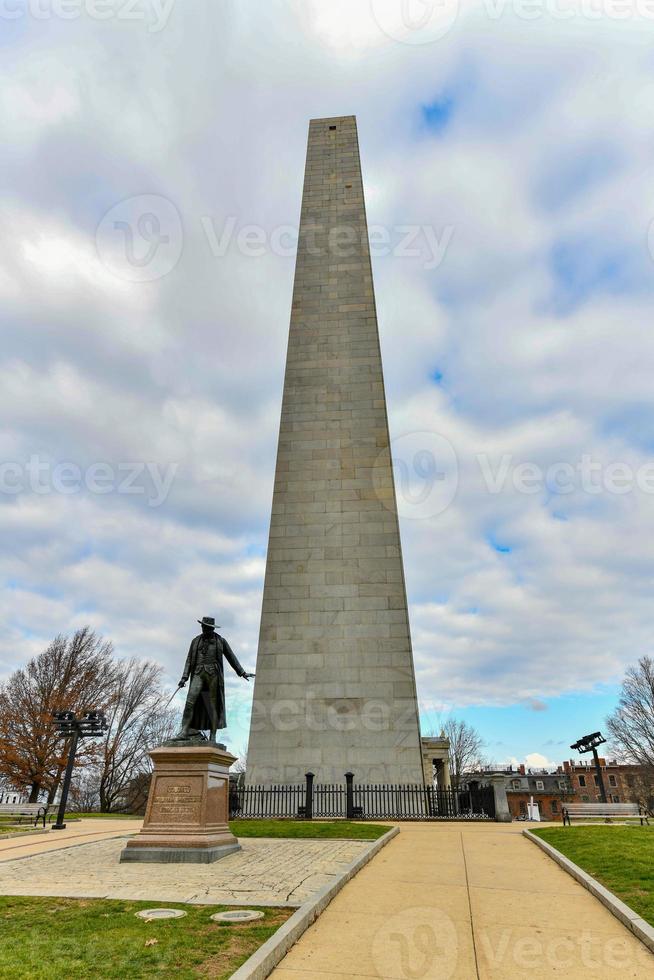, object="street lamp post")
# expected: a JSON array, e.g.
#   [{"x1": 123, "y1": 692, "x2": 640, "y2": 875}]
[
  {"x1": 51, "y1": 710, "x2": 108, "y2": 830},
  {"x1": 570, "y1": 731, "x2": 608, "y2": 804}
]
